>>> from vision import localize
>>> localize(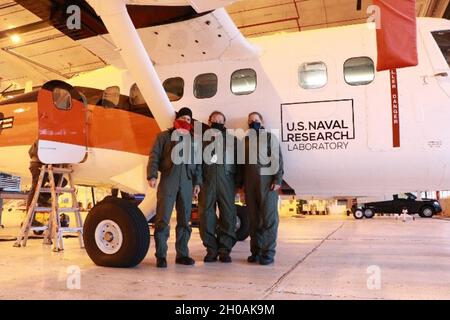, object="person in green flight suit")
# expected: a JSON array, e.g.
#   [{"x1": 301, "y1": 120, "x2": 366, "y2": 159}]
[
  {"x1": 199, "y1": 111, "x2": 239, "y2": 263},
  {"x1": 242, "y1": 112, "x2": 284, "y2": 265},
  {"x1": 147, "y1": 107, "x2": 202, "y2": 268}
]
